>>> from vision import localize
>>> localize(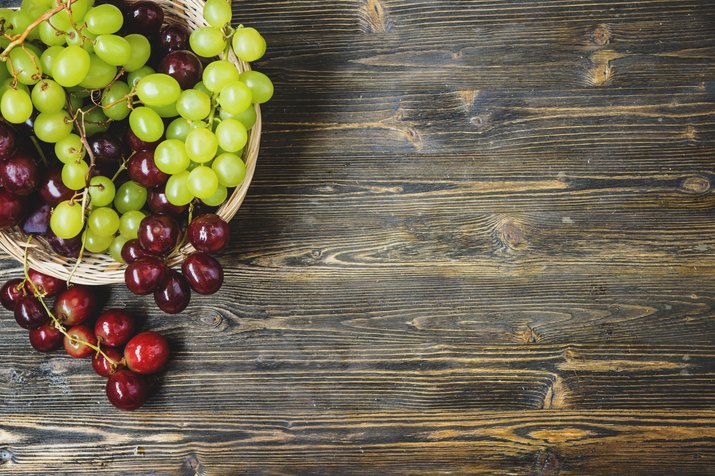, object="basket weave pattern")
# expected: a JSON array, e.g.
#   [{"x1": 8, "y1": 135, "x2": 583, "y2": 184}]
[{"x1": 0, "y1": 0, "x2": 261, "y2": 285}]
